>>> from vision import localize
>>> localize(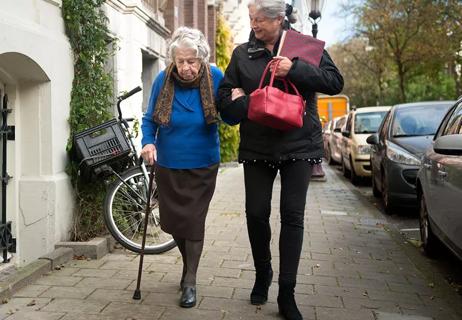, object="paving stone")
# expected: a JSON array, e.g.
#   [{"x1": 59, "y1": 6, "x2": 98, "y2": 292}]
[
  {"x1": 159, "y1": 308, "x2": 225, "y2": 320},
  {"x1": 2, "y1": 311, "x2": 65, "y2": 320},
  {"x1": 41, "y1": 298, "x2": 108, "y2": 314},
  {"x1": 75, "y1": 277, "x2": 132, "y2": 290},
  {"x1": 315, "y1": 307, "x2": 375, "y2": 320},
  {"x1": 12, "y1": 285, "x2": 50, "y2": 298},
  {"x1": 374, "y1": 311, "x2": 433, "y2": 320},
  {"x1": 71, "y1": 268, "x2": 118, "y2": 278},
  {"x1": 101, "y1": 301, "x2": 164, "y2": 319},
  {"x1": 34, "y1": 275, "x2": 82, "y2": 287},
  {"x1": 39, "y1": 286, "x2": 94, "y2": 299},
  {"x1": 0, "y1": 298, "x2": 52, "y2": 319}
]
